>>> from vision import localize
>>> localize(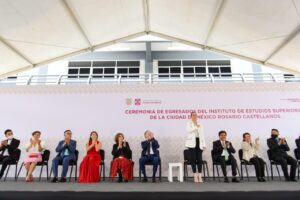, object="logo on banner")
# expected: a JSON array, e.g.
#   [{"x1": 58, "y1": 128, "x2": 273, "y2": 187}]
[
  {"x1": 126, "y1": 98, "x2": 133, "y2": 105},
  {"x1": 125, "y1": 97, "x2": 162, "y2": 106},
  {"x1": 135, "y1": 98, "x2": 141, "y2": 106}
]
